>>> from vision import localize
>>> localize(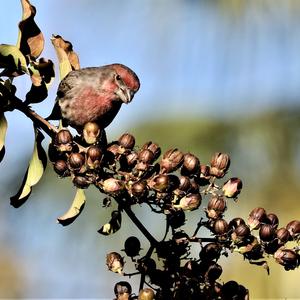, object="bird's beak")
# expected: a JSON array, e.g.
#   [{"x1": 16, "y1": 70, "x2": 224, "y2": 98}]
[{"x1": 116, "y1": 88, "x2": 134, "y2": 104}]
